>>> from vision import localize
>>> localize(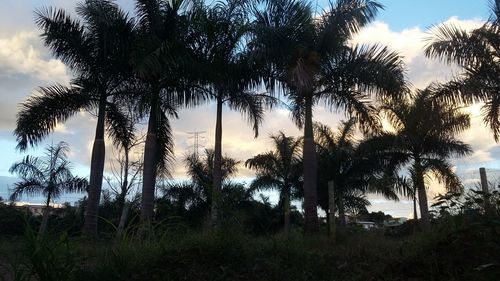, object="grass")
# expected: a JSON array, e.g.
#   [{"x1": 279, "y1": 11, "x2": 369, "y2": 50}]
[{"x1": 1, "y1": 217, "x2": 500, "y2": 281}]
